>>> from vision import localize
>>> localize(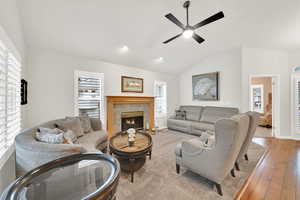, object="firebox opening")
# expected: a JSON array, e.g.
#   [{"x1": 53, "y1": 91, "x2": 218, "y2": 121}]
[{"x1": 121, "y1": 111, "x2": 144, "y2": 131}]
